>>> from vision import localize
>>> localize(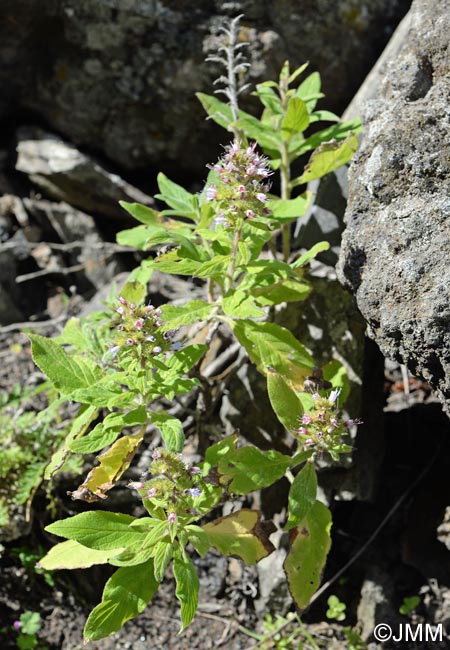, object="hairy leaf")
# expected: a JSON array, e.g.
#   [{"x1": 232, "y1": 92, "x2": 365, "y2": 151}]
[
  {"x1": 46, "y1": 511, "x2": 141, "y2": 551},
  {"x1": 173, "y1": 550, "x2": 199, "y2": 630}
]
